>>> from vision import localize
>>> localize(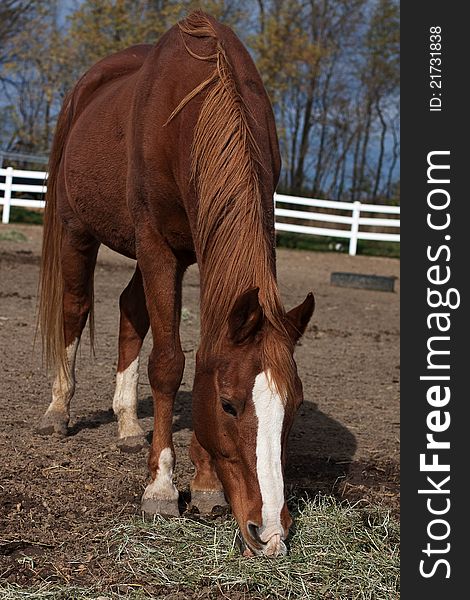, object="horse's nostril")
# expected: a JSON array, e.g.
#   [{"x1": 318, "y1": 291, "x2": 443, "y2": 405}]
[{"x1": 247, "y1": 521, "x2": 263, "y2": 545}]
